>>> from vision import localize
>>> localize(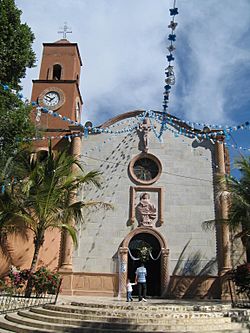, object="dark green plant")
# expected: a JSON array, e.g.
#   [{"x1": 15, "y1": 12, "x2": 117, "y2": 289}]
[
  {"x1": 231, "y1": 263, "x2": 250, "y2": 297},
  {"x1": 0, "y1": 0, "x2": 36, "y2": 88},
  {"x1": 0, "y1": 0, "x2": 36, "y2": 173}
]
